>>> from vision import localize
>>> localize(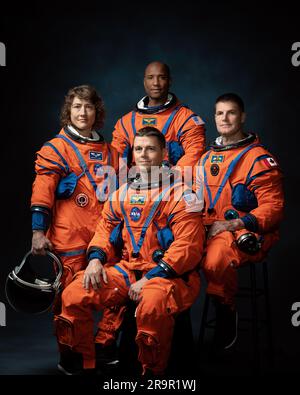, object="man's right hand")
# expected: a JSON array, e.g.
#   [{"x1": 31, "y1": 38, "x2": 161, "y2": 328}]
[
  {"x1": 207, "y1": 219, "x2": 244, "y2": 239},
  {"x1": 83, "y1": 258, "x2": 108, "y2": 291},
  {"x1": 31, "y1": 230, "x2": 53, "y2": 255}
]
